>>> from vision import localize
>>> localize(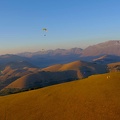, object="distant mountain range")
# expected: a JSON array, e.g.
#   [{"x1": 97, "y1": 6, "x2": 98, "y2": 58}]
[
  {"x1": 82, "y1": 40, "x2": 120, "y2": 56},
  {"x1": 0, "y1": 40, "x2": 120, "y2": 95},
  {"x1": 18, "y1": 48, "x2": 83, "y2": 57},
  {"x1": 0, "y1": 40, "x2": 120, "y2": 67},
  {"x1": 18, "y1": 40, "x2": 120, "y2": 57}
]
